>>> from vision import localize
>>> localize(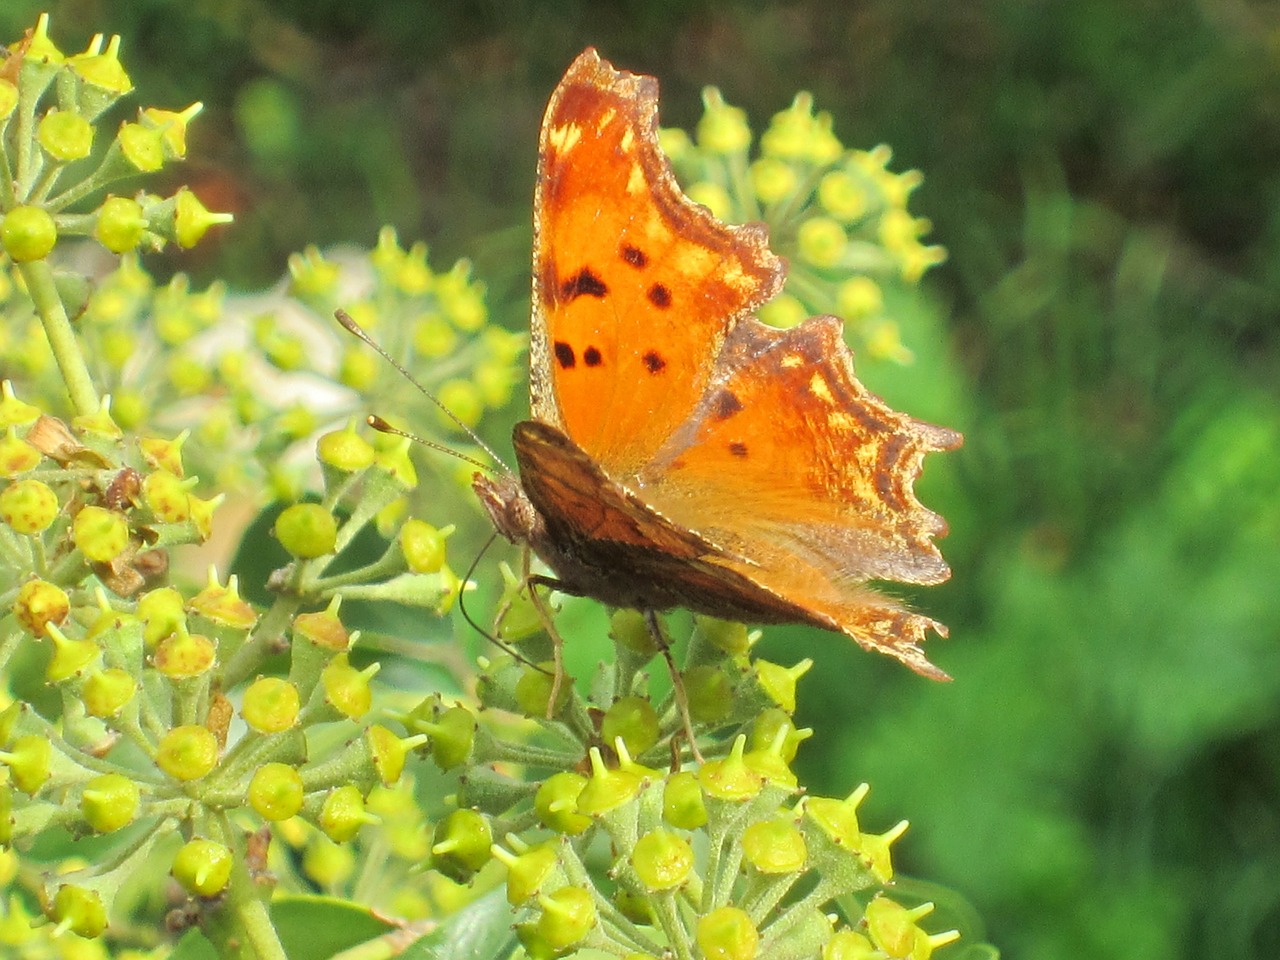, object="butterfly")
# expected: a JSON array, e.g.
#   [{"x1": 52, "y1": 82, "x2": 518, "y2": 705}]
[{"x1": 473, "y1": 49, "x2": 961, "y2": 681}]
